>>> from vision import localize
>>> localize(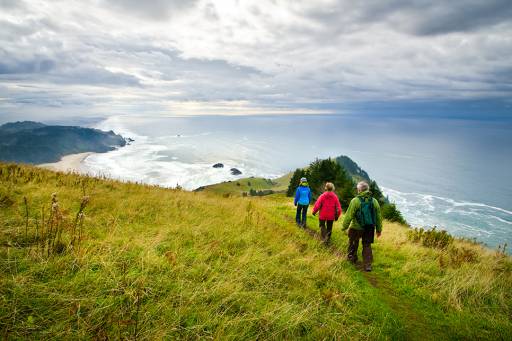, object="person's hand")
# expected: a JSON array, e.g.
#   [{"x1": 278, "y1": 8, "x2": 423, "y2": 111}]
[
  {"x1": 377, "y1": 231, "x2": 382, "y2": 238},
  {"x1": 294, "y1": 203, "x2": 297, "y2": 207}
]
